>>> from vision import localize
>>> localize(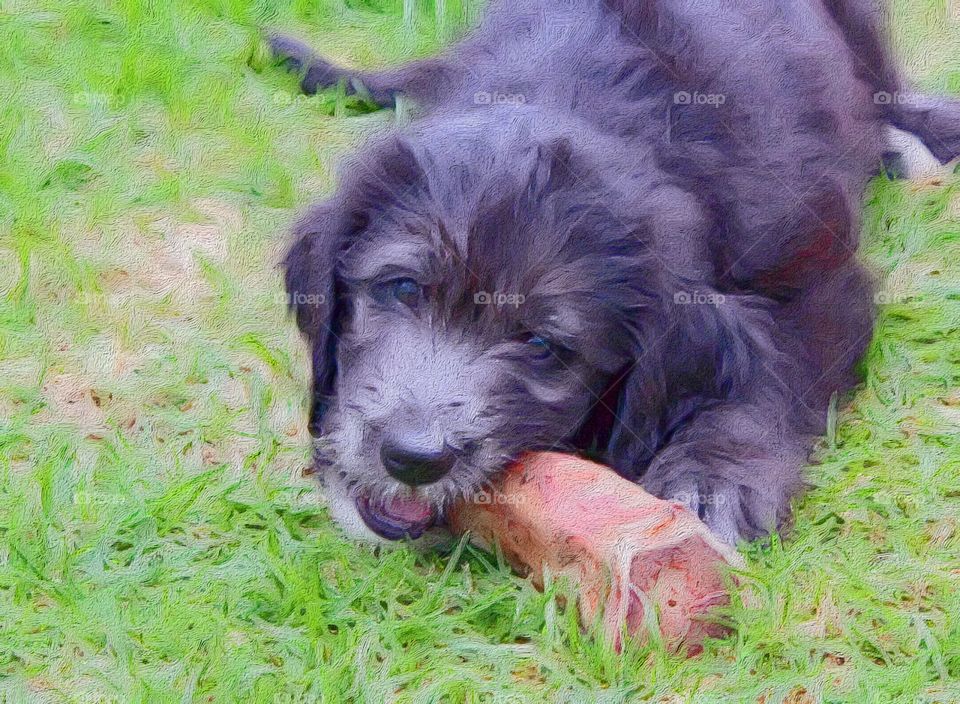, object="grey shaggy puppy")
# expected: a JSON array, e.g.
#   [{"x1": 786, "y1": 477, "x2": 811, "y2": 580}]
[{"x1": 274, "y1": 0, "x2": 960, "y2": 545}]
